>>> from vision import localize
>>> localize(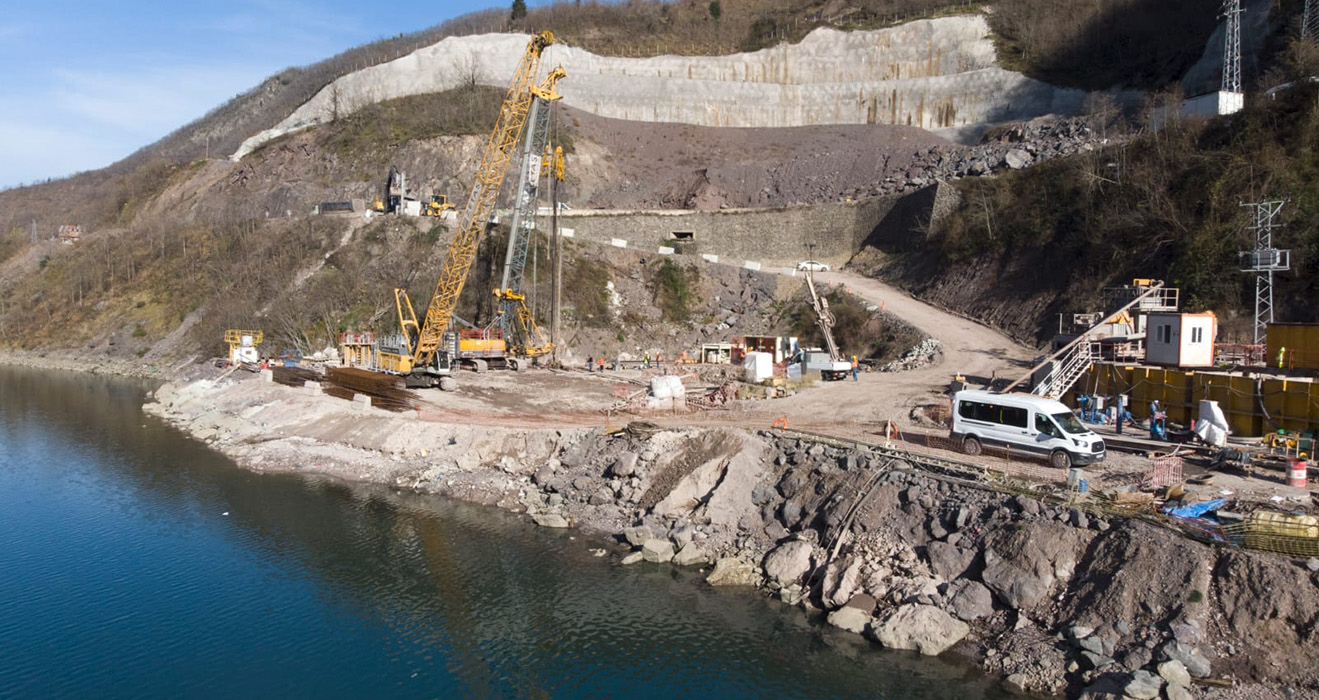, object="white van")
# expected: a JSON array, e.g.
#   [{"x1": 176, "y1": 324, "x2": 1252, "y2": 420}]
[{"x1": 950, "y1": 390, "x2": 1105, "y2": 468}]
